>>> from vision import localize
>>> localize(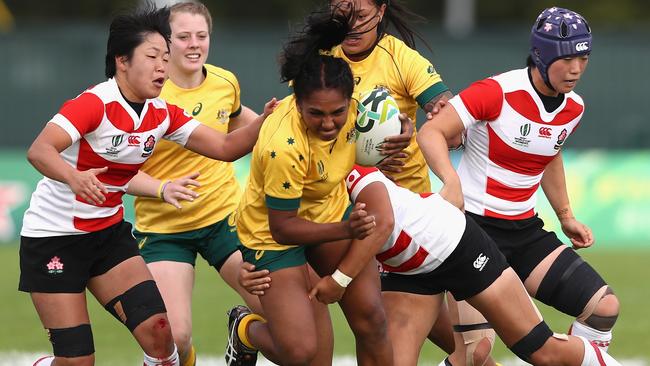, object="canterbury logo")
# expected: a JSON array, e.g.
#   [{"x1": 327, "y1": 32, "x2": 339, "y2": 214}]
[
  {"x1": 575, "y1": 42, "x2": 589, "y2": 52},
  {"x1": 539, "y1": 127, "x2": 552, "y2": 137},
  {"x1": 473, "y1": 253, "x2": 489, "y2": 271},
  {"x1": 128, "y1": 135, "x2": 140, "y2": 145}
]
